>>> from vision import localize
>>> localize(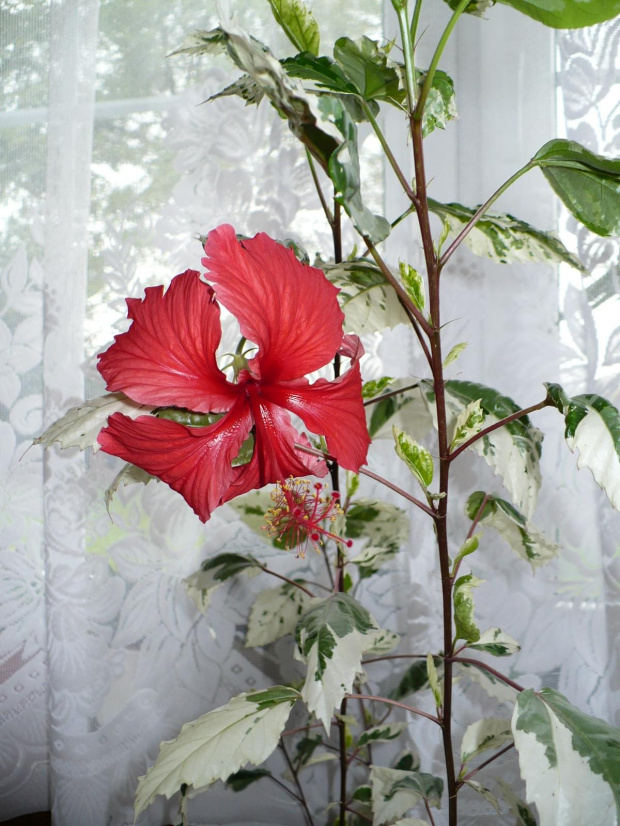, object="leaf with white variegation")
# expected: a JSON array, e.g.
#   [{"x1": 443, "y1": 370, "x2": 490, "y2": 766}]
[
  {"x1": 352, "y1": 544, "x2": 400, "y2": 579},
  {"x1": 228, "y1": 489, "x2": 273, "y2": 537},
  {"x1": 104, "y1": 462, "x2": 157, "y2": 510},
  {"x1": 34, "y1": 392, "x2": 154, "y2": 453},
  {"x1": 546, "y1": 383, "x2": 620, "y2": 512},
  {"x1": 184, "y1": 553, "x2": 261, "y2": 614},
  {"x1": 494, "y1": 778, "x2": 539, "y2": 826},
  {"x1": 391, "y1": 820, "x2": 431, "y2": 826},
  {"x1": 245, "y1": 583, "x2": 314, "y2": 647},
  {"x1": 469, "y1": 627, "x2": 521, "y2": 657},
  {"x1": 364, "y1": 626, "x2": 400, "y2": 655},
  {"x1": 393, "y1": 426, "x2": 434, "y2": 488},
  {"x1": 323, "y1": 258, "x2": 408, "y2": 335},
  {"x1": 399, "y1": 261, "x2": 425, "y2": 311},
  {"x1": 427, "y1": 654, "x2": 442, "y2": 708},
  {"x1": 461, "y1": 717, "x2": 513, "y2": 764},
  {"x1": 453, "y1": 573, "x2": 484, "y2": 643},
  {"x1": 428, "y1": 198, "x2": 586, "y2": 272},
  {"x1": 209, "y1": 74, "x2": 264, "y2": 106},
  {"x1": 371, "y1": 765, "x2": 444, "y2": 826},
  {"x1": 450, "y1": 398, "x2": 484, "y2": 450},
  {"x1": 443, "y1": 341, "x2": 468, "y2": 369},
  {"x1": 424, "y1": 380, "x2": 543, "y2": 519},
  {"x1": 134, "y1": 687, "x2": 299, "y2": 818},
  {"x1": 345, "y1": 498, "x2": 409, "y2": 550},
  {"x1": 466, "y1": 490, "x2": 559, "y2": 569},
  {"x1": 294, "y1": 593, "x2": 377, "y2": 729},
  {"x1": 512, "y1": 688, "x2": 620, "y2": 826},
  {"x1": 463, "y1": 780, "x2": 501, "y2": 813},
  {"x1": 359, "y1": 722, "x2": 407, "y2": 747},
  {"x1": 457, "y1": 662, "x2": 519, "y2": 704}
]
